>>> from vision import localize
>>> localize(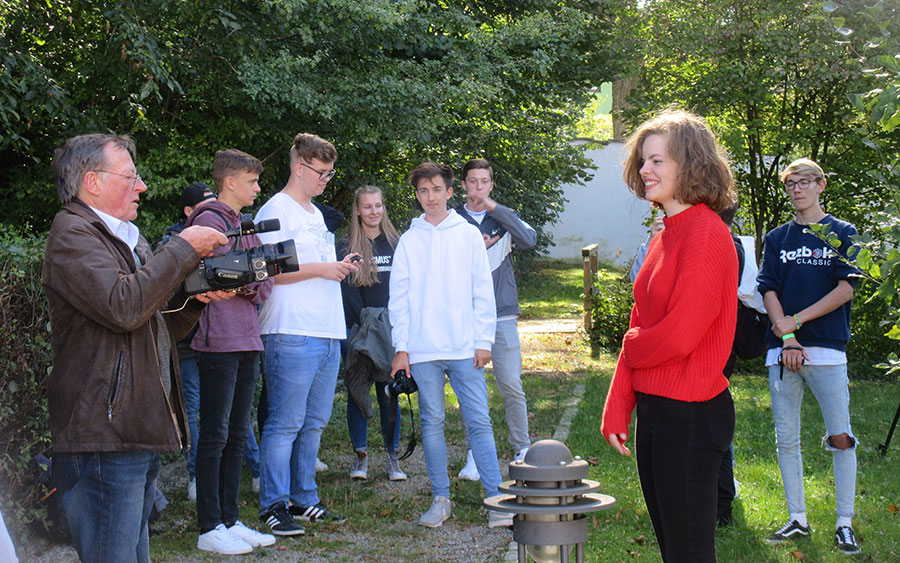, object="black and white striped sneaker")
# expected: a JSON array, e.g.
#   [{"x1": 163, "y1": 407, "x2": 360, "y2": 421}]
[
  {"x1": 260, "y1": 503, "x2": 305, "y2": 536},
  {"x1": 289, "y1": 502, "x2": 347, "y2": 523},
  {"x1": 765, "y1": 520, "x2": 810, "y2": 543},
  {"x1": 835, "y1": 525, "x2": 860, "y2": 555}
]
